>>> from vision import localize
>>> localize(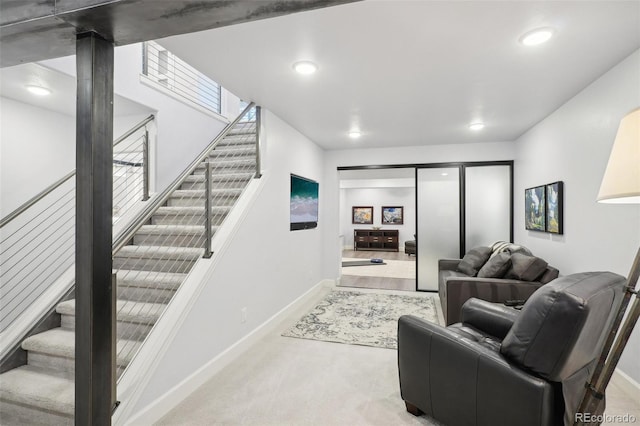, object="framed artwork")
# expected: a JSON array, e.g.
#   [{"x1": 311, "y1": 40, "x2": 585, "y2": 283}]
[
  {"x1": 382, "y1": 206, "x2": 403, "y2": 224},
  {"x1": 546, "y1": 181, "x2": 563, "y2": 234},
  {"x1": 352, "y1": 206, "x2": 373, "y2": 224},
  {"x1": 290, "y1": 174, "x2": 319, "y2": 231},
  {"x1": 525, "y1": 185, "x2": 546, "y2": 231}
]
